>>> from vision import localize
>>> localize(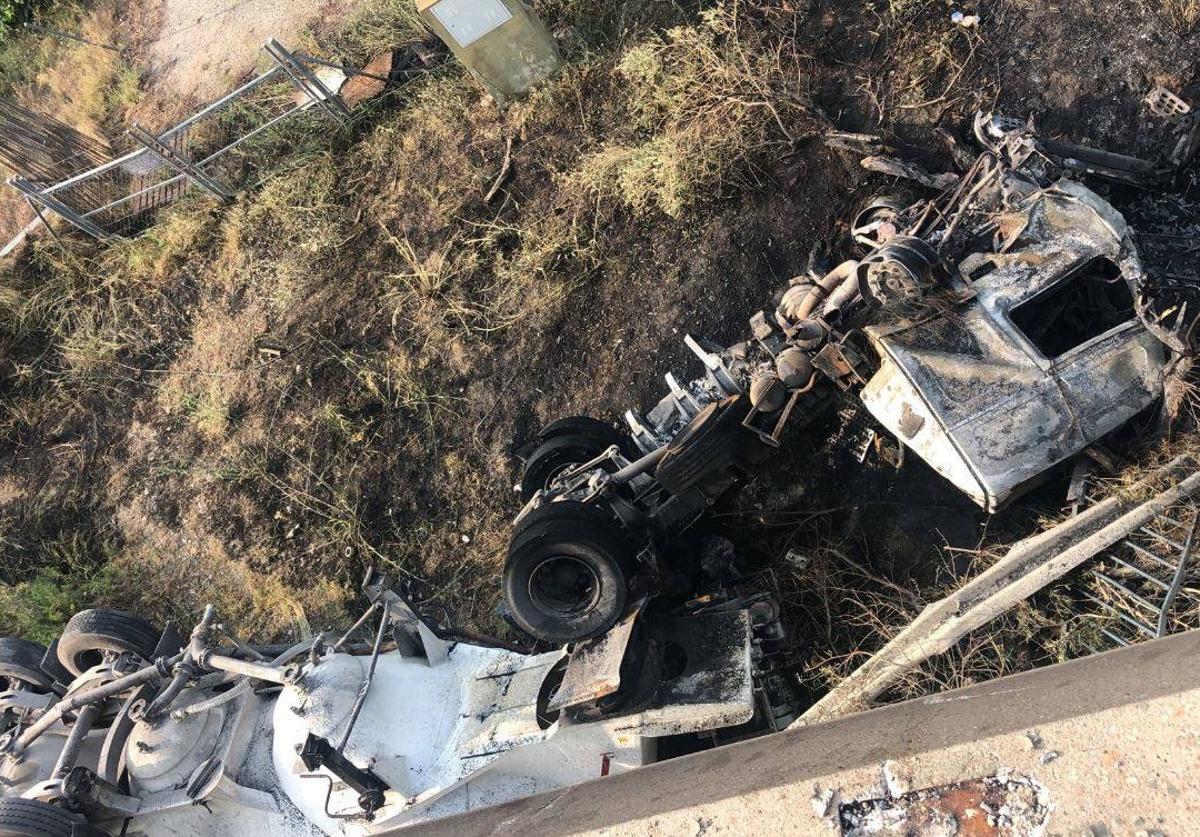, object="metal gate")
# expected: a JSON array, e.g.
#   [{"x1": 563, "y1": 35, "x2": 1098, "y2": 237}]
[{"x1": 7, "y1": 39, "x2": 351, "y2": 241}]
